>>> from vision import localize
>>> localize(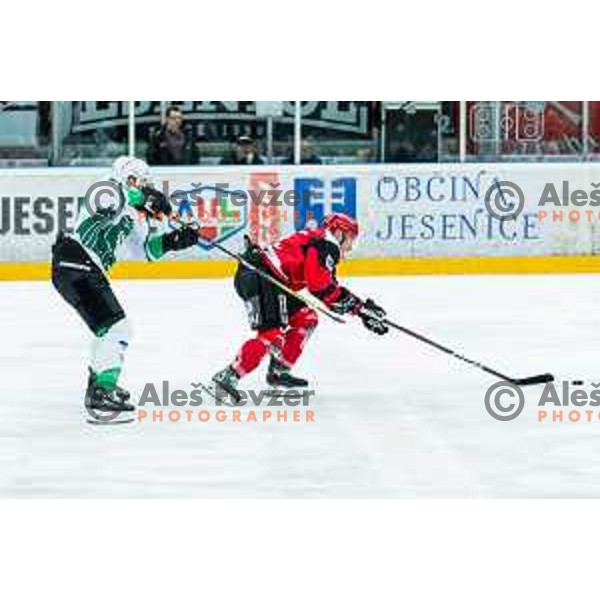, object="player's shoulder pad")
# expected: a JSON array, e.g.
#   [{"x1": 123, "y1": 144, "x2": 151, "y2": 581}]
[{"x1": 308, "y1": 229, "x2": 340, "y2": 270}]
